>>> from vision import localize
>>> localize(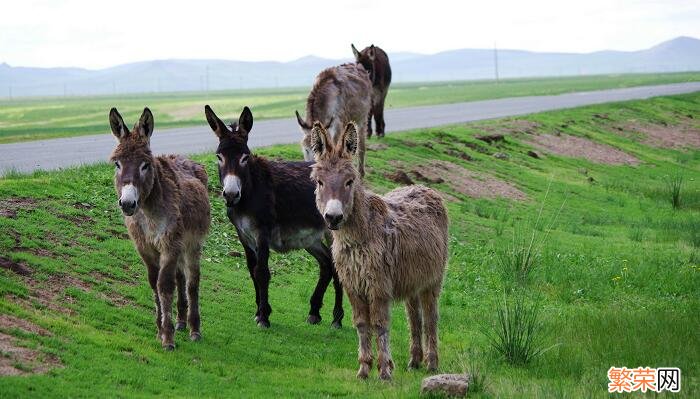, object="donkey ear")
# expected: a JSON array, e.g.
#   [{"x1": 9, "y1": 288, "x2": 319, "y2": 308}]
[
  {"x1": 204, "y1": 105, "x2": 230, "y2": 139},
  {"x1": 351, "y1": 43, "x2": 360, "y2": 60},
  {"x1": 109, "y1": 108, "x2": 128, "y2": 141},
  {"x1": 296, "y1": 110, "x2": 311, "y2": 130},
  {"x1": 310, "y1": 121, "x2": 331, "y2": 158},
  {"x1": 136, "y1": 107, "x2": 154, "y2": 138},
  {"x1": 339, "y1": 122, "x2": 358, "y2": 156},
  {"x1": 238, "y1": 106, "x2": 253, "y2": 135}
]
